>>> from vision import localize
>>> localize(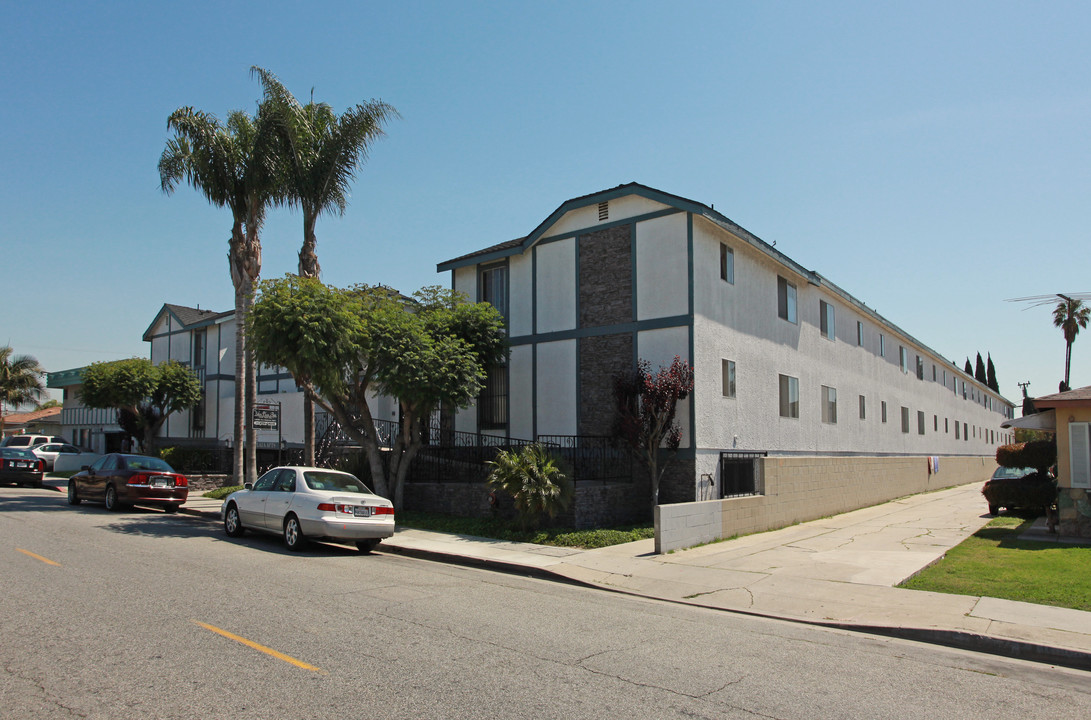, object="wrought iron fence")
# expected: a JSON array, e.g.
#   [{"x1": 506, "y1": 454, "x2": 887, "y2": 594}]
[{"x1": 536, "y1": 435, "x2": 633, "y2": 485}]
